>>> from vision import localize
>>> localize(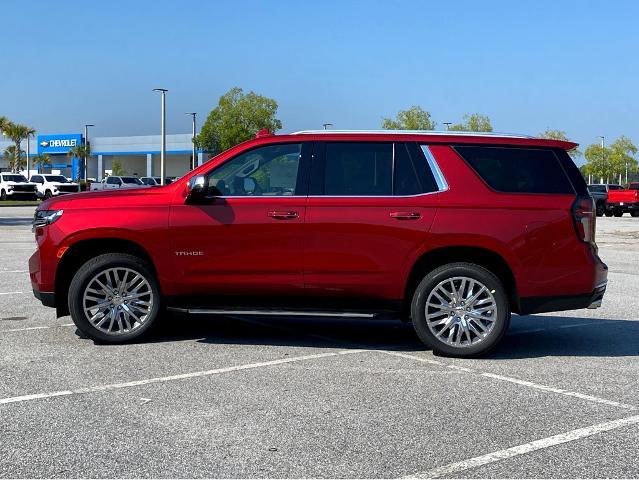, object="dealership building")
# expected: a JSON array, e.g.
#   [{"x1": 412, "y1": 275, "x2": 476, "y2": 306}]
[{"x1": 0, "y1": 132, "x2": 207, "y2": 180}]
